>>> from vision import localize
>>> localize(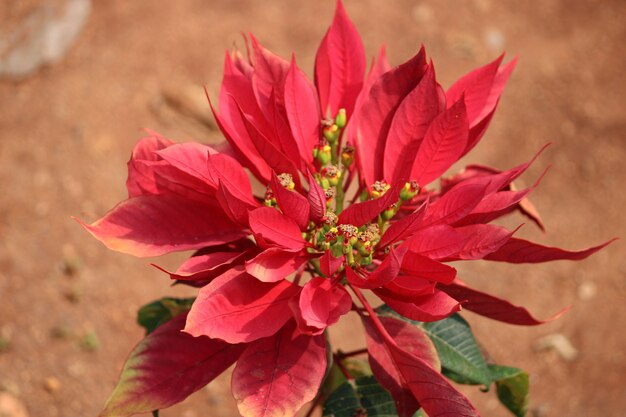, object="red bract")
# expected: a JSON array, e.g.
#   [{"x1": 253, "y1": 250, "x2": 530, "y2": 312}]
[{"x1": 78, "y1": 2, "x2": 614, "y2": 416}]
